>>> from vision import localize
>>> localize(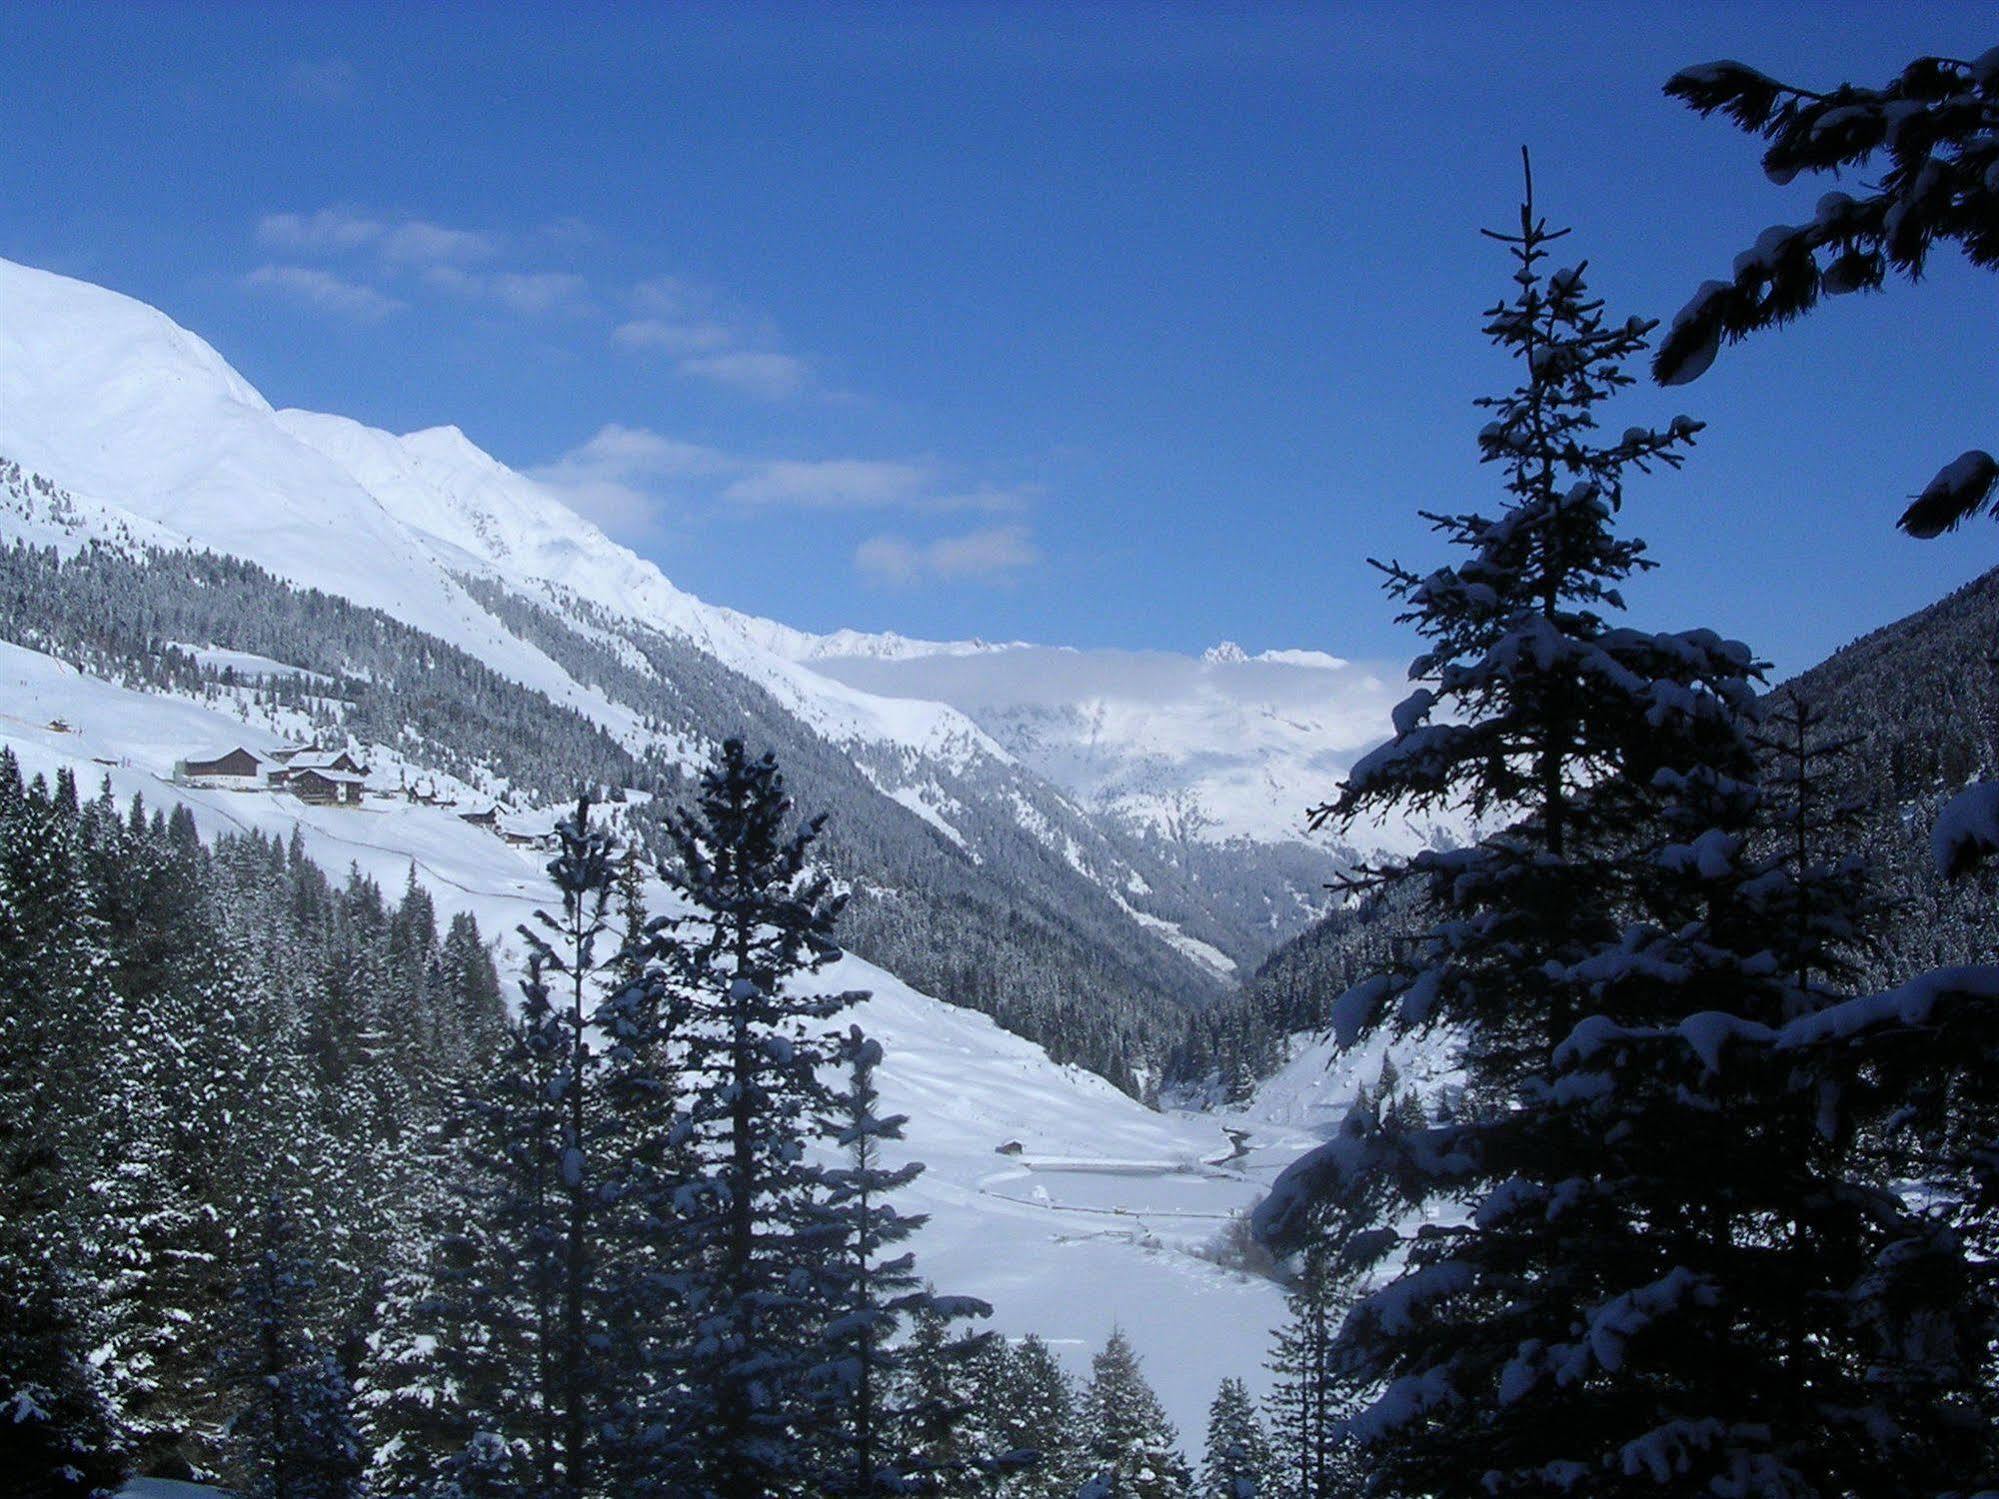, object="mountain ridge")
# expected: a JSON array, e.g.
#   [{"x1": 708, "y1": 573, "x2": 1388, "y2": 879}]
[{"x1": 0, "y1": 251, "x2": 1409, "y2": 1086}]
